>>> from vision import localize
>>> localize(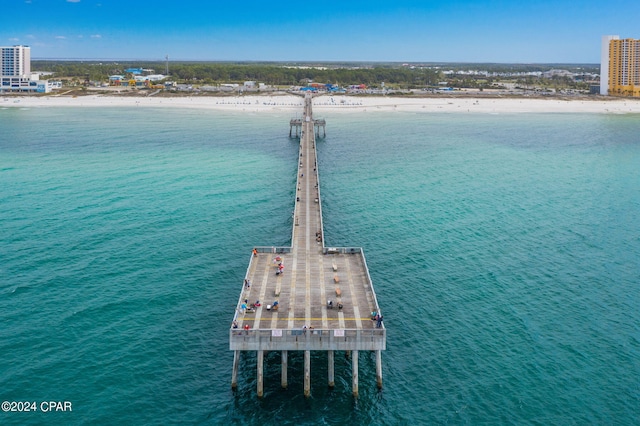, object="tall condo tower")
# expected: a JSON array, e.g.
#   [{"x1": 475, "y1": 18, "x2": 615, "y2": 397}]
[
  {"x1": 1, "y1": 45, "x2": 31, "y2": 78},
  {"x1": 600, "y1": 35, "x2": 618, "y2": 95},
  {"x1": 601, "y1": 35, "x2": 640, "y2": 97},
  {"x1": 0, "y1": 45, "x2": 47, "y2": 92}
]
